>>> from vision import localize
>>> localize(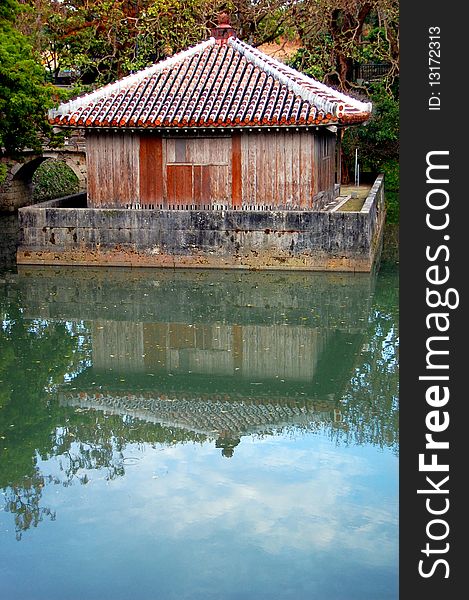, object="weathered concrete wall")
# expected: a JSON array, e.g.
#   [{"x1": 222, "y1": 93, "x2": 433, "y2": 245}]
[
  {"x1": 362, "y1": 173, "x2": 386, "y2": 264},
  {"x1": 16, "y1": 176, "x2": 385, "y2": 272},
  {"x1": 0, "y1": 176, "x2": 33, "y2": 213}
]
